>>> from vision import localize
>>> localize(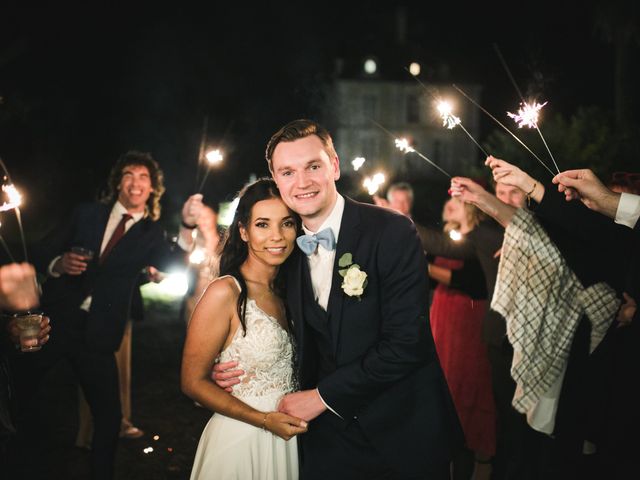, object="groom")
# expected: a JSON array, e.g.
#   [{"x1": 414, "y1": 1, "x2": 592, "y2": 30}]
[{"x1": 218, "y1": 119, "x2": 461, "y2": 479}]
